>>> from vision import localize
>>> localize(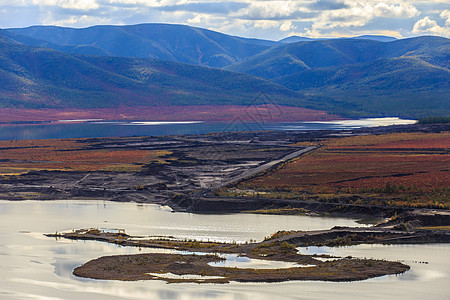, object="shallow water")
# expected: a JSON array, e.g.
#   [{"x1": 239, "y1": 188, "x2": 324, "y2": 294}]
[
  {"x1": 0, "y1": 200, "x2": 448, "y2": 299},
  {"x1": 208, "y1": 254, "x2": 303, "y2": 269}
]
